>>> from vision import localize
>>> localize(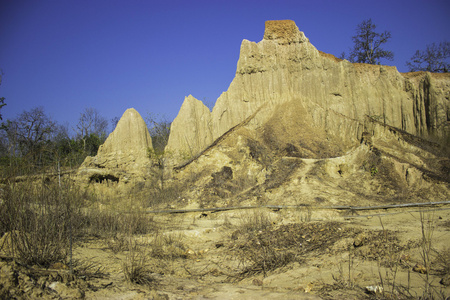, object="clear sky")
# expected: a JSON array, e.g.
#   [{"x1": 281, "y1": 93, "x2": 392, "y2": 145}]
[{"x1": 1, "y1": 0, "x2": 449, "y2": 135}]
